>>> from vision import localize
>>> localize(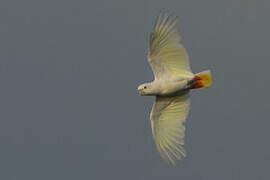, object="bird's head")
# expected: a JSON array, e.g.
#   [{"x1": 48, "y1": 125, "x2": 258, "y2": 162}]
[{"x1": 137, "y1": 83, "x2": 154, "y2": 96}]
